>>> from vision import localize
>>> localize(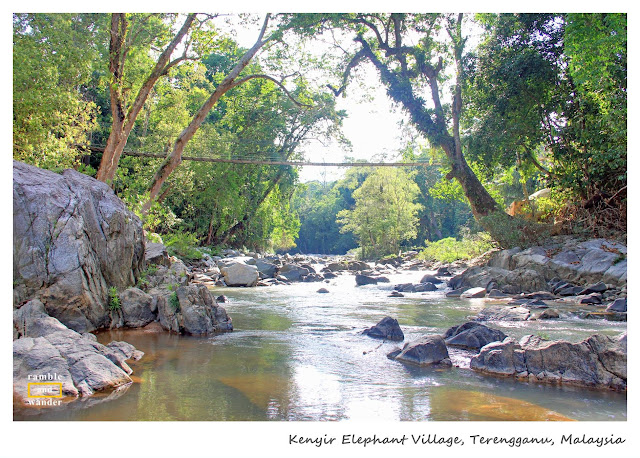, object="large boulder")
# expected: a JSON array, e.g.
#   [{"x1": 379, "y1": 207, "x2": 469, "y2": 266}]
[
  {"x1": 277, "y1": 263, "x2": 310, "y2": 282},
  {"x1": 13, "y1": 309, "x2": 143, "y2": 401},
  {"x1": 389, "y1": 335, "x2": 452, "y2": 367},
  {"x1": 451, "y1": 265, "x2": 547, "y2": 295},
  {"x1": 13, "y1": 161, "x2": 145, "y2": 333},
  {"x1": 119, "y1": 287, "x2": 155, "y2": 328},
  {"x1": 488, "y1": 238, "x2": 627, "y2": 287},
  {"x1": 145, "y1": 242, "x2": 170, "y2": 267},
  {"x1": 363, "y1": 317, "x2": 404, "y2": 341},
  {"x1": 154, "y1": 284, "x2": 232, "y2": 335},
  {"x1": 220, "y1": 262, "x2": 259, "y2": 287},
  {"x1": 470, "y1": 333, "x2": 627, "y2": 391},
  {"x1": 443, "y1": 322, "x2": 507, "y2": 350},
  {"x1": 255, "y1": 259, "x2": 277, "y2": 278}
]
